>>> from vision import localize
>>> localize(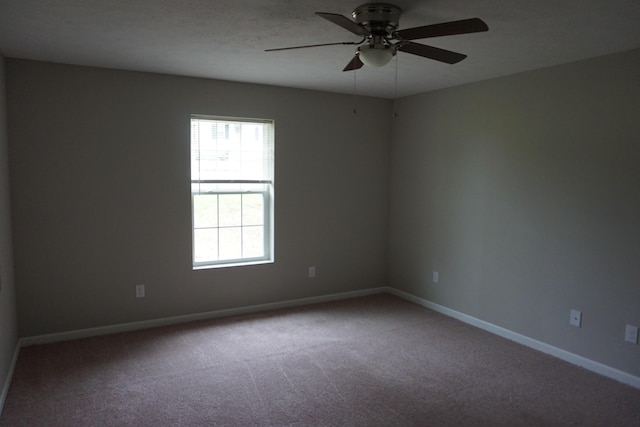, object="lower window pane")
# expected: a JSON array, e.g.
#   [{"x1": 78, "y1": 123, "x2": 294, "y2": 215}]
[
  {"x1": 194, "y1": 228, "x2": 218, "y2": 262},
  {"x1": 193, "y1": 194, "x2": 218, "y2": 228},
  {"x1": 219, "y1": 227, "x2": 242, "y2": 260},
  {"x1": 219, "y1": 194, "x2": 242, "y2": 227},
  {"x1": 192, "y1": 189, "x2": 270, "y2": 266},
  {"x1": 242, "y1": 194, "x2": 264, "y2": 226},
  {"x1": 243, "y1": 226, "x2": 264, "y2": 258}
]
